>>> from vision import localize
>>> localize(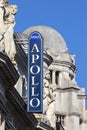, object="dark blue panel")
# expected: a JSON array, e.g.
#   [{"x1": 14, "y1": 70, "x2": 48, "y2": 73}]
[{"x1": 27, "y1": 32, "x2": 43, "y2": 112}]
